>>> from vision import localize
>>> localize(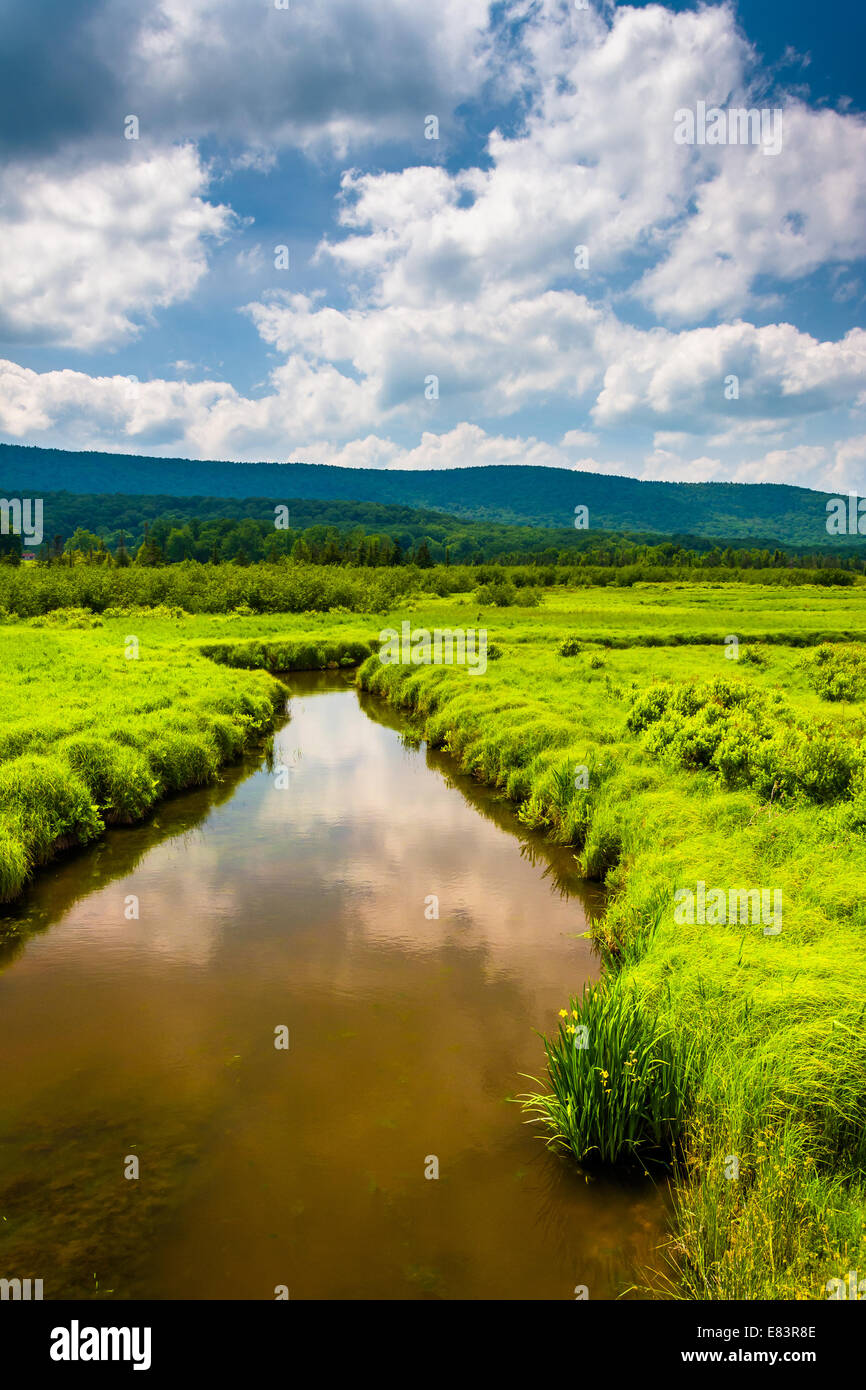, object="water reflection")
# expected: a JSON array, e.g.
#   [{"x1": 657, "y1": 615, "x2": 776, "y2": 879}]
[{"x1": 0, "y1": 671, "x2": 666, "y2": 1299}]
